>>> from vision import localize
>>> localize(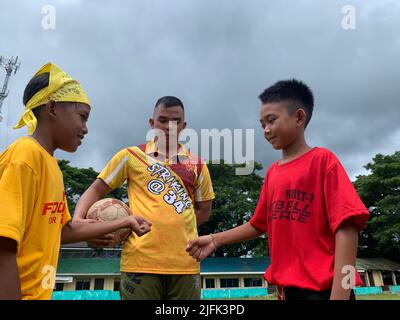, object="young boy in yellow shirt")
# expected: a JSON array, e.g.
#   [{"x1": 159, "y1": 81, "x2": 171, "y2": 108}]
[{"x1": 0, "y1": 62, "x2": 151, "y2": 300}]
